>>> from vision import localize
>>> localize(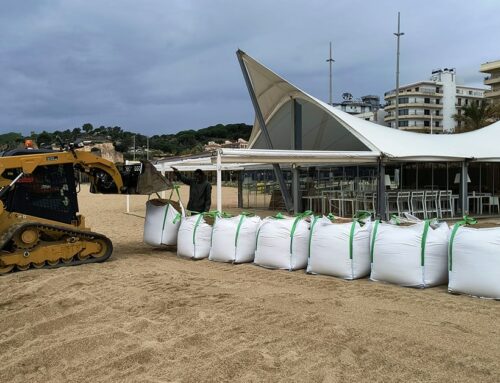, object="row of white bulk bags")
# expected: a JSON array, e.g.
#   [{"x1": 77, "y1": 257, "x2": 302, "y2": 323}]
[
  {"x1": 143, "y1": 188, "x2": 185, "y2": 247},
  {"x1": 177, "y1": 214, "x2": 213, "y2": 259},
  {"x1": 448, "y1": 224, "x2": 500, "y2": 299},
  {"x1": 307, "y1": 217, "x2": 372, "y2": 280},
  {"x1": 254, "y1": 214, "x2": 311, "y2": 271},
  {"x1": 369, "y1": 220, "x2": 449, "y2": 288},
  {"x1": 209, "y1": 214, "x2": 261, "y2": 263}
]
